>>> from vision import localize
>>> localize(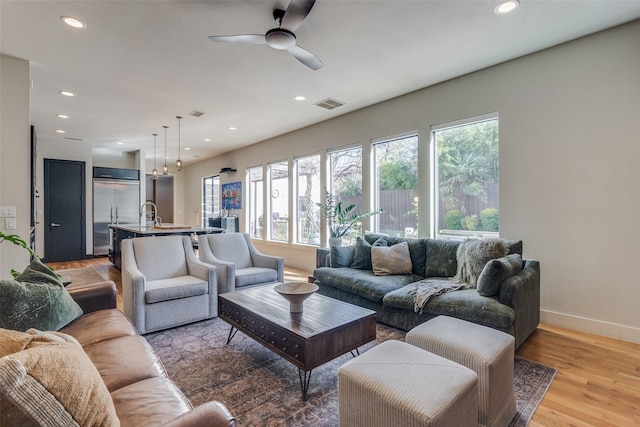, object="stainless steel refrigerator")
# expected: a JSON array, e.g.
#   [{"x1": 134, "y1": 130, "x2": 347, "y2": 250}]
[{"x1": 93, "y1": 179, "x2": 140, "y2": 256}]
